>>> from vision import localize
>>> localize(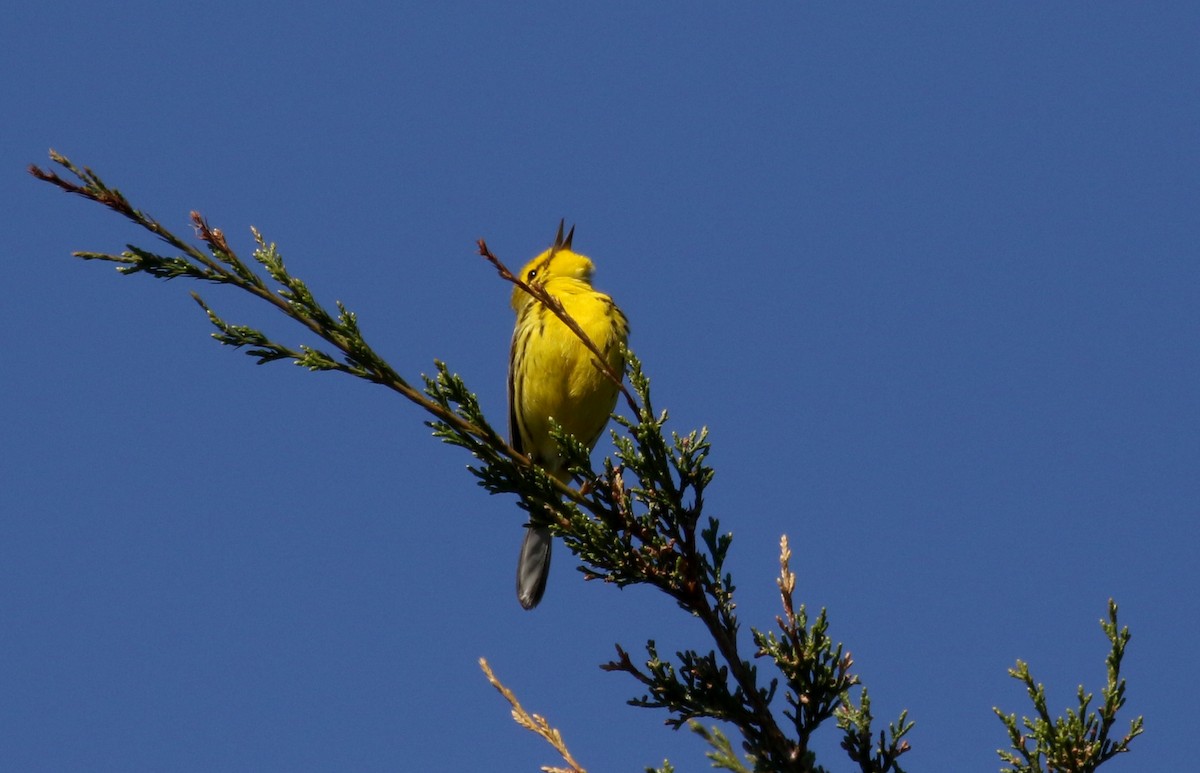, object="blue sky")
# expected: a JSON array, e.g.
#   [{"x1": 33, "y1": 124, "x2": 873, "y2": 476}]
[{"x1": 4, "y1": 3, "x2": 1197, "y2": 771}]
